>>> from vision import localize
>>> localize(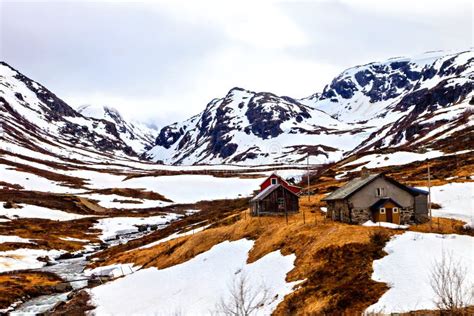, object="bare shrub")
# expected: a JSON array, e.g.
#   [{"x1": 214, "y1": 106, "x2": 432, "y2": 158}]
[
  {"x1": 369, "y1": 229, "x2": 390, "y2": 247},
  {"x1": 216, "y1": 272, "x2": 274, "y2": 316},
  {"x1": 430, "y1": 250, "x2": 474, "y2": 314}
]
